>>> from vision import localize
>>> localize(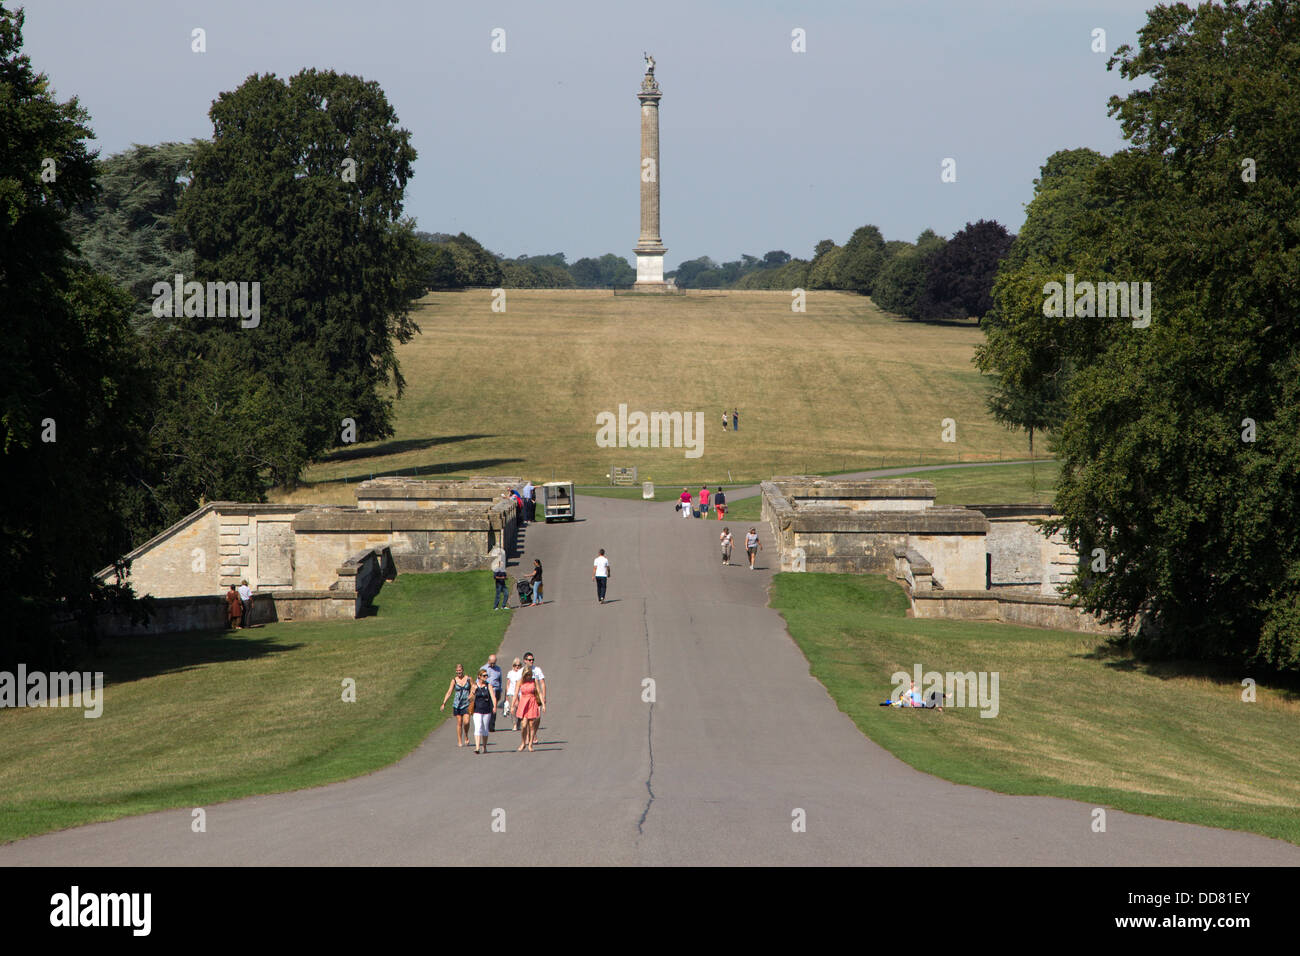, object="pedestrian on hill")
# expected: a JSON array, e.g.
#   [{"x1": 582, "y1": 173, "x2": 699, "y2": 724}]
[
  {"x1": 714, "y1": 486, "x2": 726, "y2": 521},
  {"x1": 745, "y1": 528, "x2": 762, "y2": 570},
  {"x1": 493, "y1": 563, "x2": 510, "y2": 610},
  {"x1": 733, "y1": 408, "x2": 739, "y2": 431},
  {"x1": 440, "y1": 664, "x2": 473, "y2": 748},
  {"x1": 593, "y1": 548, "x2": 611, "y2": 603},
  {"x1": 471, "y1": 670, "x2": 497, "y2": 754},
  {"x1": 505, "y1": 657, "x2": 523, "y2": 729},
  {"x1": 226, "y1": 584, "x2": 244, "y2": 629},
  {"x1": 483, "y1": 654, "x2": 503, "y2": 731},
  {"x1": 699, "y1": 484, "x2": 710, "y2": 519},
  {"x1": 722, "y1": 410, "x2": 728, "y2": 432},
  {"x1": 679, "y1": 487, "x2": 692, "y2": 519},
  {"x1": 237, "y1": 579, "x2": 253, "y2": 628},
  {"x1": 515, "y1": 666, "x2": 545, "y2": 752},
  {"x1": 720, "y1": 527, "x2": 734, "y2": 566},
  {"x1": 529, "y1": 559, "x2": 543, "y2": 606}
]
